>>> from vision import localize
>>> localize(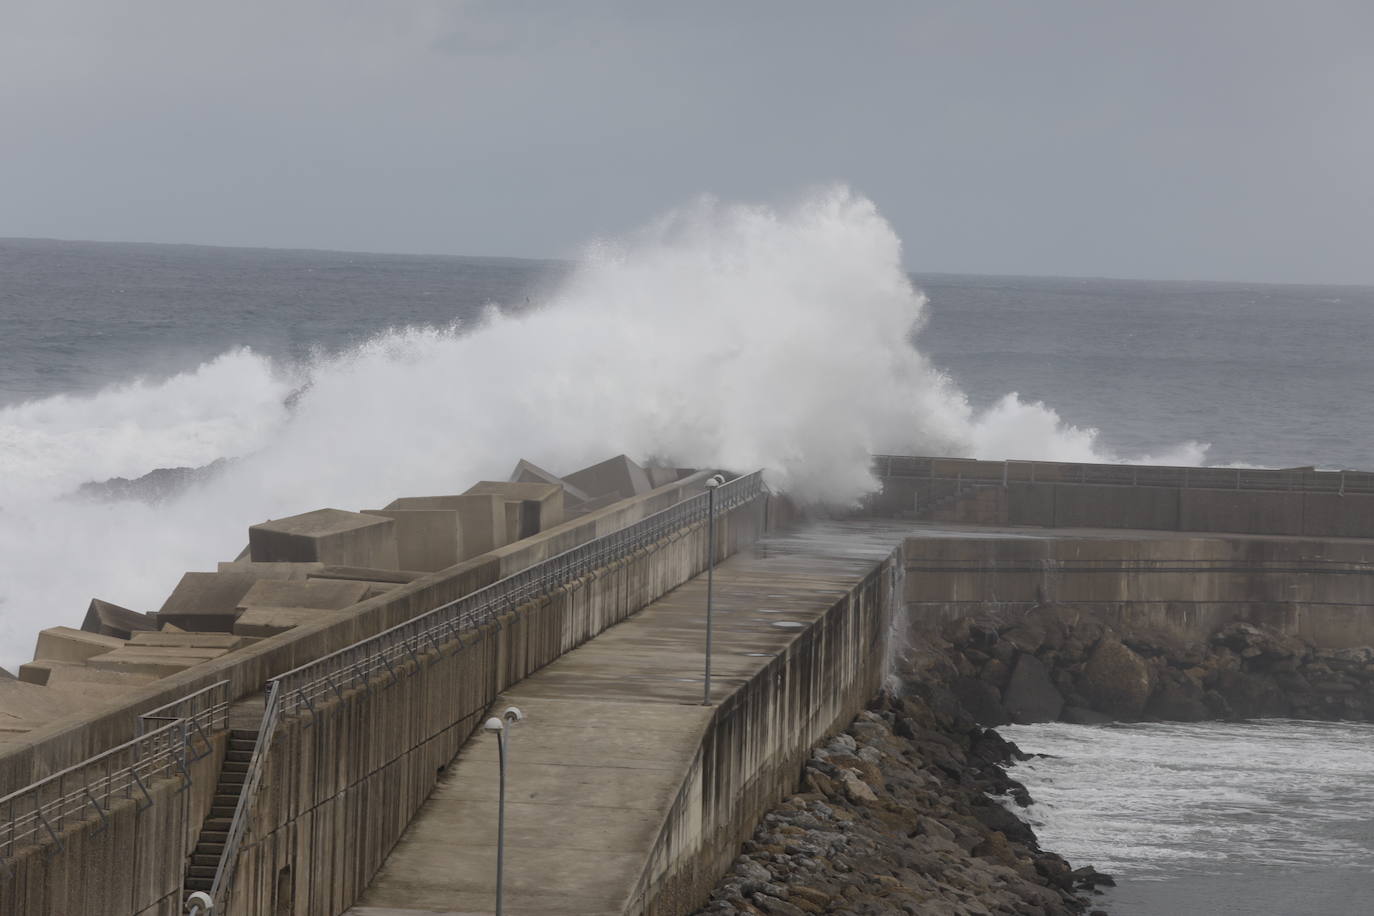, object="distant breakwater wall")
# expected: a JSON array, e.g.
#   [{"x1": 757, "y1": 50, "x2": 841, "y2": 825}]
[
  {"x1": 902, "y1": 534, "x2": 1374, "y2": 649},
  {"x1": 873, "y1": 455, "x2": 1374, "y2": 538}
]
